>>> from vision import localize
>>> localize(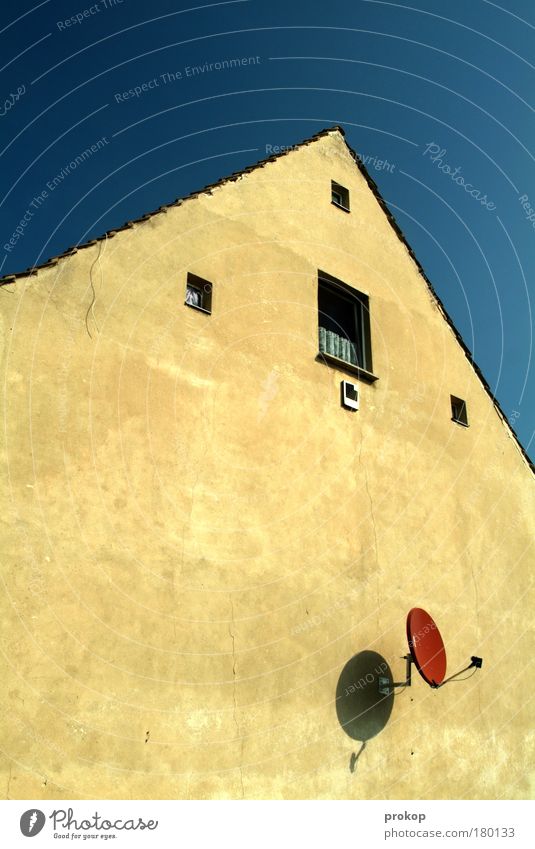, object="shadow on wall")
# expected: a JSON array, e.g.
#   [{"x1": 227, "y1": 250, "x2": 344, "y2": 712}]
[{"x1": 336, "y1": 650, "x2": 394, "y2": 772}]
